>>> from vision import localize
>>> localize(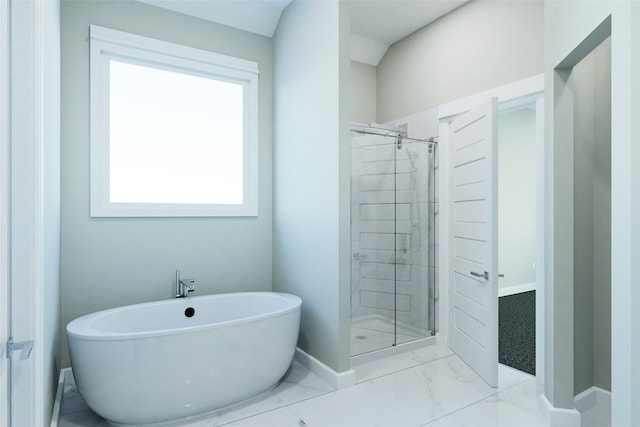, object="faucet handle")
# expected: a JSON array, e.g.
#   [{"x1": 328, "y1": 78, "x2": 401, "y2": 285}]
[{"x1": 180, "y1": 278, "x2": 196, "y2": 291}]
